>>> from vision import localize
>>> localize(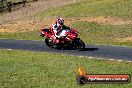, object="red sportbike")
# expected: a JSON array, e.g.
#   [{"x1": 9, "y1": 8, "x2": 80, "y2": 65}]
[{"x1": 40, "y1": 28, "x2": 85, "y2": 50}]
